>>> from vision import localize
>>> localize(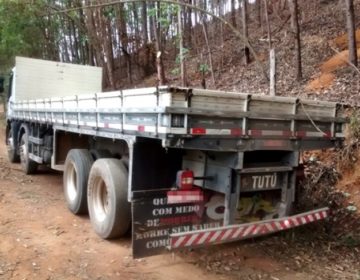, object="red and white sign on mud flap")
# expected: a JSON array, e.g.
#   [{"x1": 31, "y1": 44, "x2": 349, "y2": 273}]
[{"x1": 132, "y1": 190, "x2": 223, "y2": 258}]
